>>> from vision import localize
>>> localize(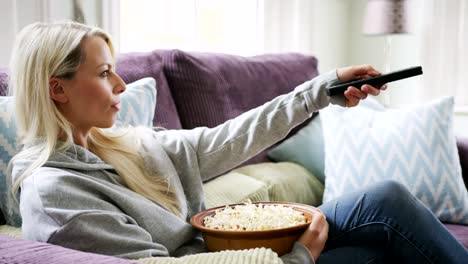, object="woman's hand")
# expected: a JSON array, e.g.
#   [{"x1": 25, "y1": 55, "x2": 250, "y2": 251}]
[
  {"x1": 336, "y1": 64, "x2": 388, "y2": 107},
  {"x1": 298, "y1": 207, "x2": 329, "y2": 262}
]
